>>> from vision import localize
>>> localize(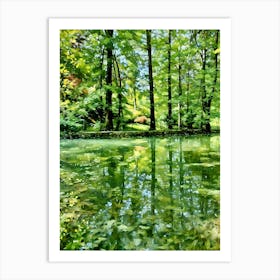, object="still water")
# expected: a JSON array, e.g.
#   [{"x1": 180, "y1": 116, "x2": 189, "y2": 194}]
[{"x1": 60, "y1": 135, "x2": 220, "y2": 250}]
